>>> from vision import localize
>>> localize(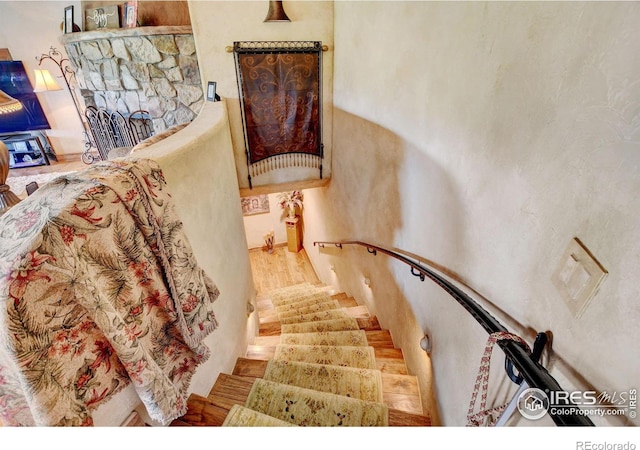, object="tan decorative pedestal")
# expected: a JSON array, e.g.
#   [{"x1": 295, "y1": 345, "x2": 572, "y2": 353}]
[{"x1": 286, "y1": 216, "x2": 302, "y2": 253}]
